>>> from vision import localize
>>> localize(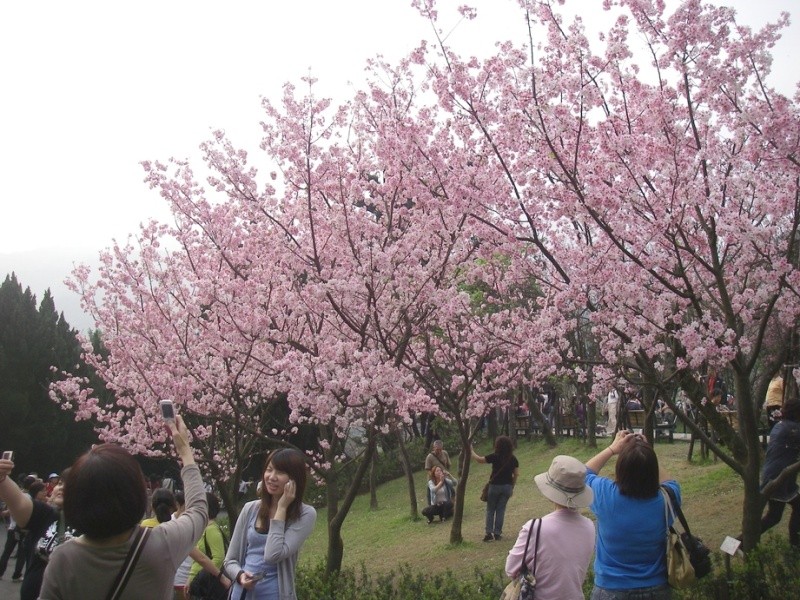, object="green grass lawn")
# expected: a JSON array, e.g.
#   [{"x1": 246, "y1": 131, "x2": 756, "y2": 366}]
[{"x1": 298, "y1": 437, "x2": 748, "y2": 576}]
